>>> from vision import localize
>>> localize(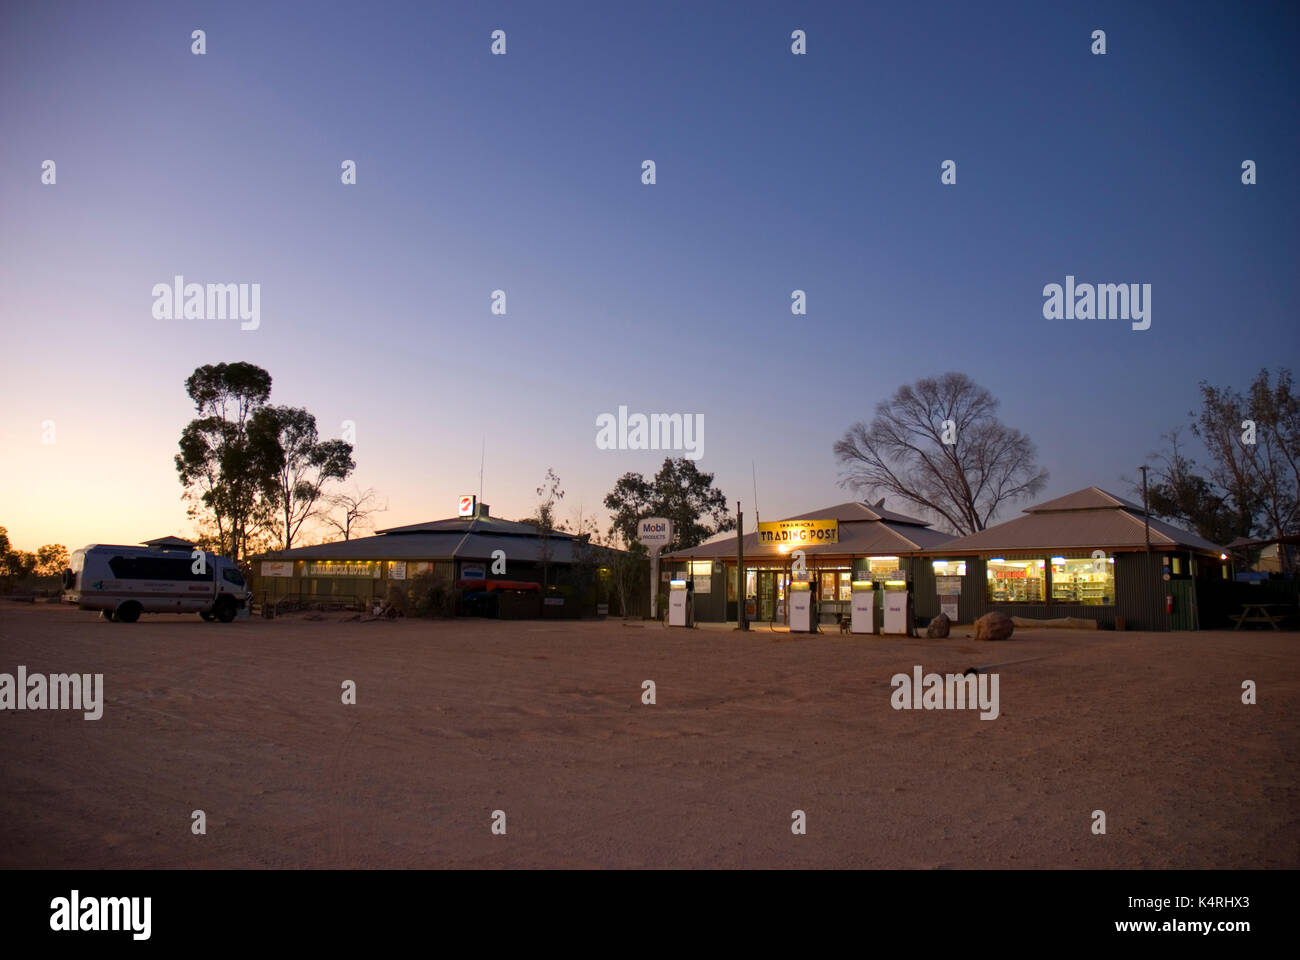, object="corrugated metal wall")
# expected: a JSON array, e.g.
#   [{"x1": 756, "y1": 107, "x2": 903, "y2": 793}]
[
  {"x1": 910, "y1": 556, "x2": 985, "y2": 624},
  {"x1": 961, "y1": 557, "x2": 987, "y2": 623},
  {"x1": 695, "y1": 561, "x2": 727, "y2": 621},
  {"x1": 906, "y1": 557, "x2": 938, "y2": 618},
  {"x1": 1115, "y1": 553, "x2": 1171, "y2": 631}
]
